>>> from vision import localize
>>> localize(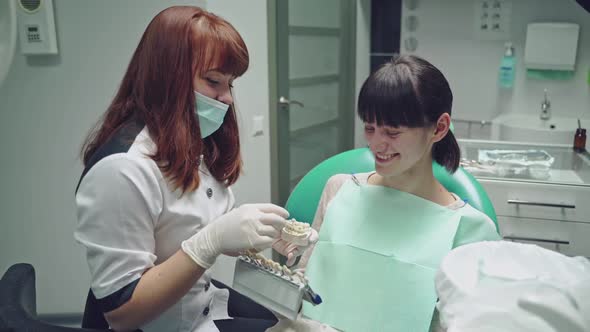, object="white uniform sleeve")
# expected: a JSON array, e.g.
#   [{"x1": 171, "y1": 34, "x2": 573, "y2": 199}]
[{"x1": 75, "y1": 154, "x2": 163, "y2": 300}]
